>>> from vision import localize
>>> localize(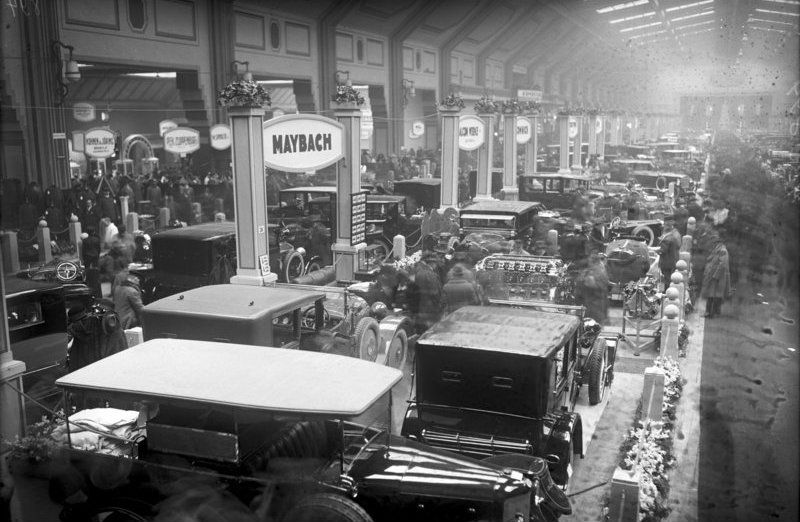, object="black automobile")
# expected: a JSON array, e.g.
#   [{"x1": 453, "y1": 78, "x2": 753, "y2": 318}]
[
  {"x1": 401, "y1": 306, "x2": 616, "y2": 490},
  {"x1": 52, "y1": 338, "x2": 563, "y2": 521}
]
